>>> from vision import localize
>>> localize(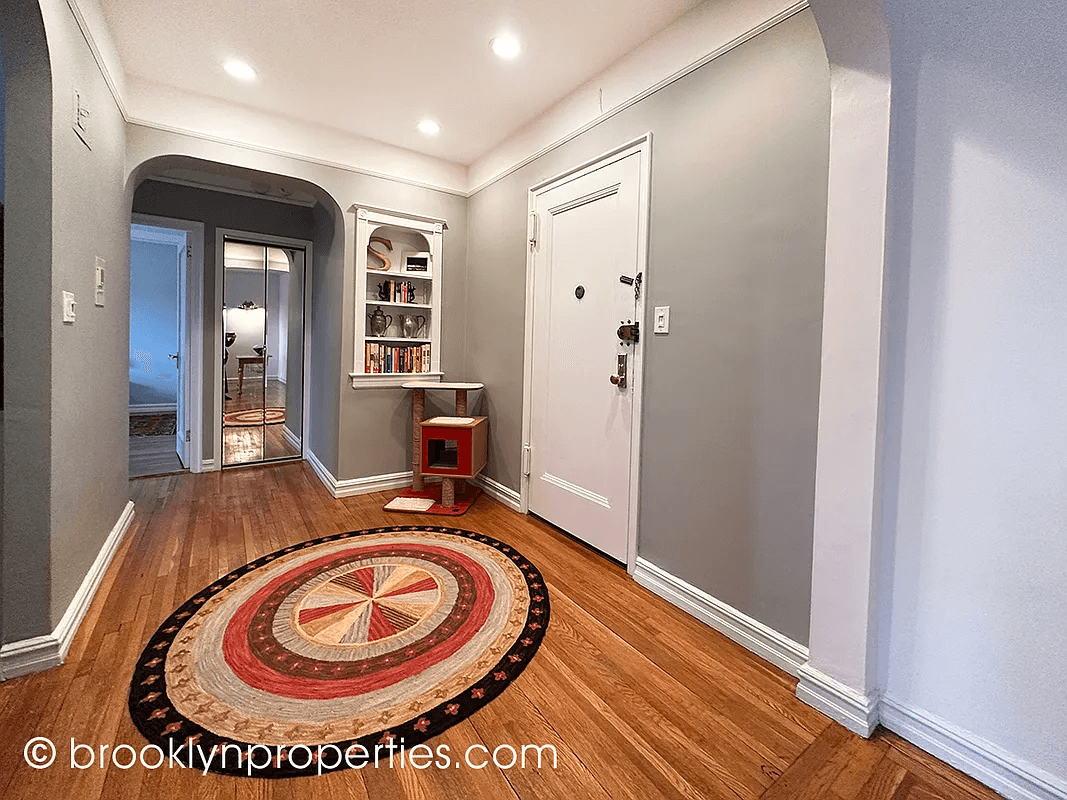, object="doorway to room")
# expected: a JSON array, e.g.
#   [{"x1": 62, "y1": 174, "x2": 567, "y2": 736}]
[
  {"x1": 128, "y1": 217, "x2": 204, "y2": 478},
  {"x1": 218, "y1": 232, "x2": 309, "y2": 467}
]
